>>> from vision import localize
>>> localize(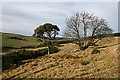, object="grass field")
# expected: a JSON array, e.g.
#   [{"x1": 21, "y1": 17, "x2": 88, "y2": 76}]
[
  {"x1": 2, "y1": 35, "x2": 119, "y2": 79},
  {"x1": 1, "y1": 32, "x2": 40, "y2": 47},
  {"x1": 1, "y1": 32, "x2": 73, "y2": 48}
]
